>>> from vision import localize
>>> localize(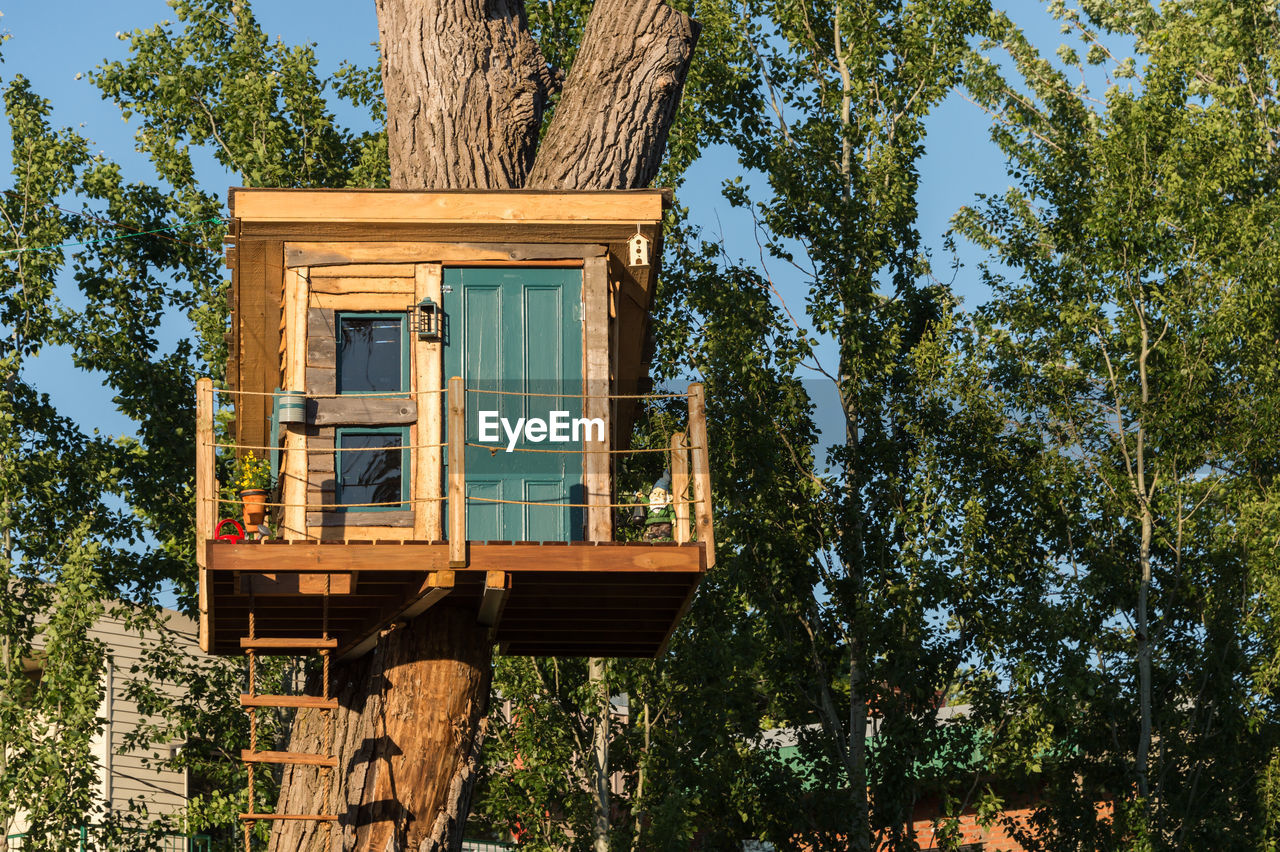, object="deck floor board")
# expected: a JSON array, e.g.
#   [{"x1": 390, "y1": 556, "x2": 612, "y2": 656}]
[{"x1": 206, "y1": 540, "x2": 703, "y2": 657}]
